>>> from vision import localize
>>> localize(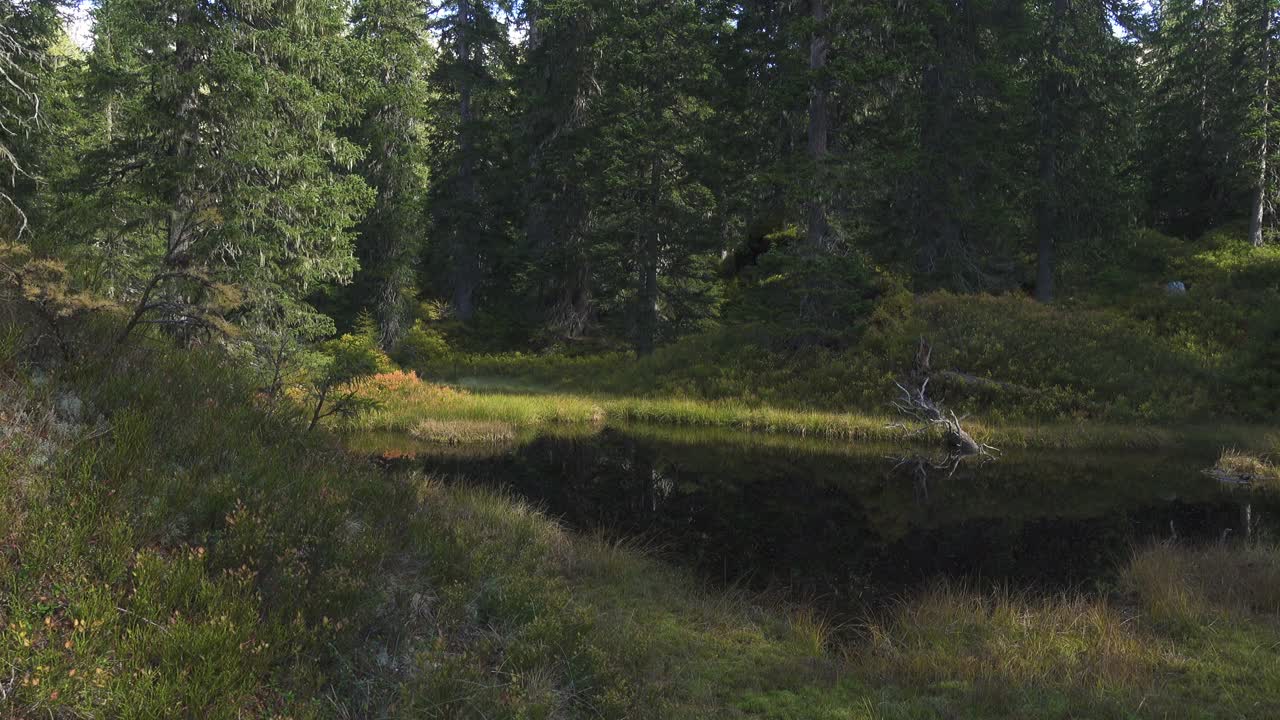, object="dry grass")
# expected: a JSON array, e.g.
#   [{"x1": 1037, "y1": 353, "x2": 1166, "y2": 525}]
[
  {"x1": 1209, "y1": 448, "x2": 1280, "y2": 489},
  {"x1": 409, "y1": 418, "x2": 517, "y2": 445},
  {"x1": 856, "y1": 583, "x2": 1173, "y2": 697},
  {"x1": 1123, "y1": 541, "x2": 1280, "y2": 629}
]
